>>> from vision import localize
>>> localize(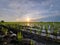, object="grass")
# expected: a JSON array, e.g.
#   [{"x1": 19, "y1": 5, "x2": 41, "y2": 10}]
[
  {"x1": 0, "y1": 22, "x2": 60, "y2": 32},
  {"x1": 0, "y1": 22, "x2": 60, "y2": 43}
]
